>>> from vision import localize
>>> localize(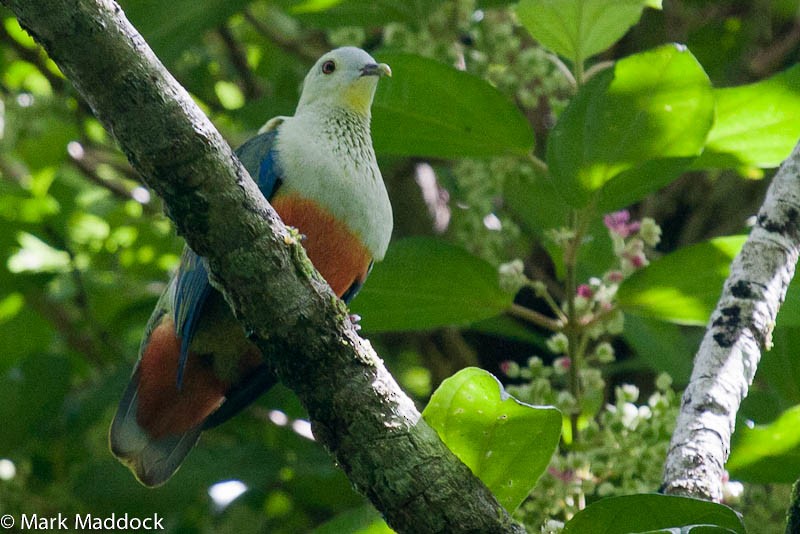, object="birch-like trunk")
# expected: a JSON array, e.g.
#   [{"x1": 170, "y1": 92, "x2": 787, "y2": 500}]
[{"x1": 662, "y1": 142, "x2": 800, "y2": 500}]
